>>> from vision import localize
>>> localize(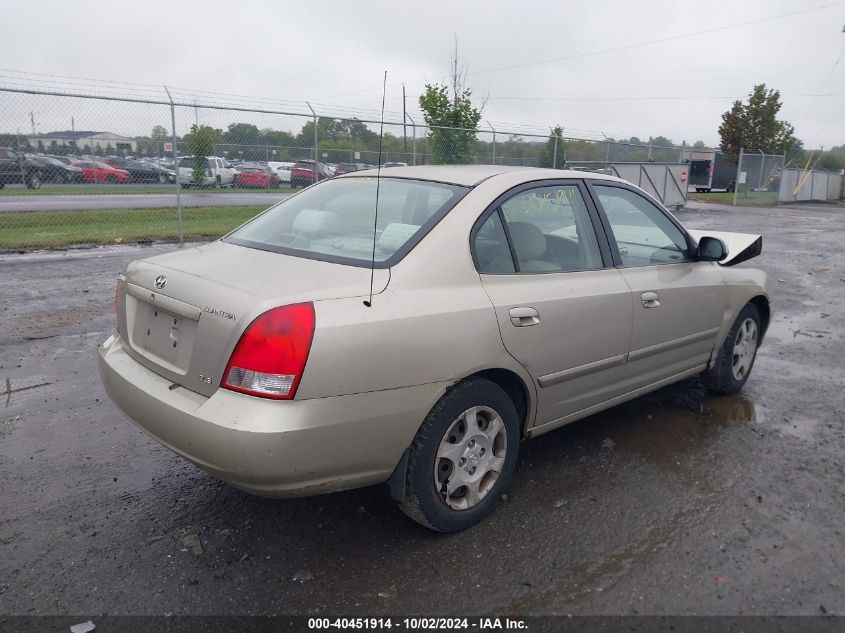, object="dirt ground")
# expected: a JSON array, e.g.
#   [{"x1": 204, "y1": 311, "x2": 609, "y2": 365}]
[{"x1": 1, "y1": 201, "x2": 843, "y2": 617}]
